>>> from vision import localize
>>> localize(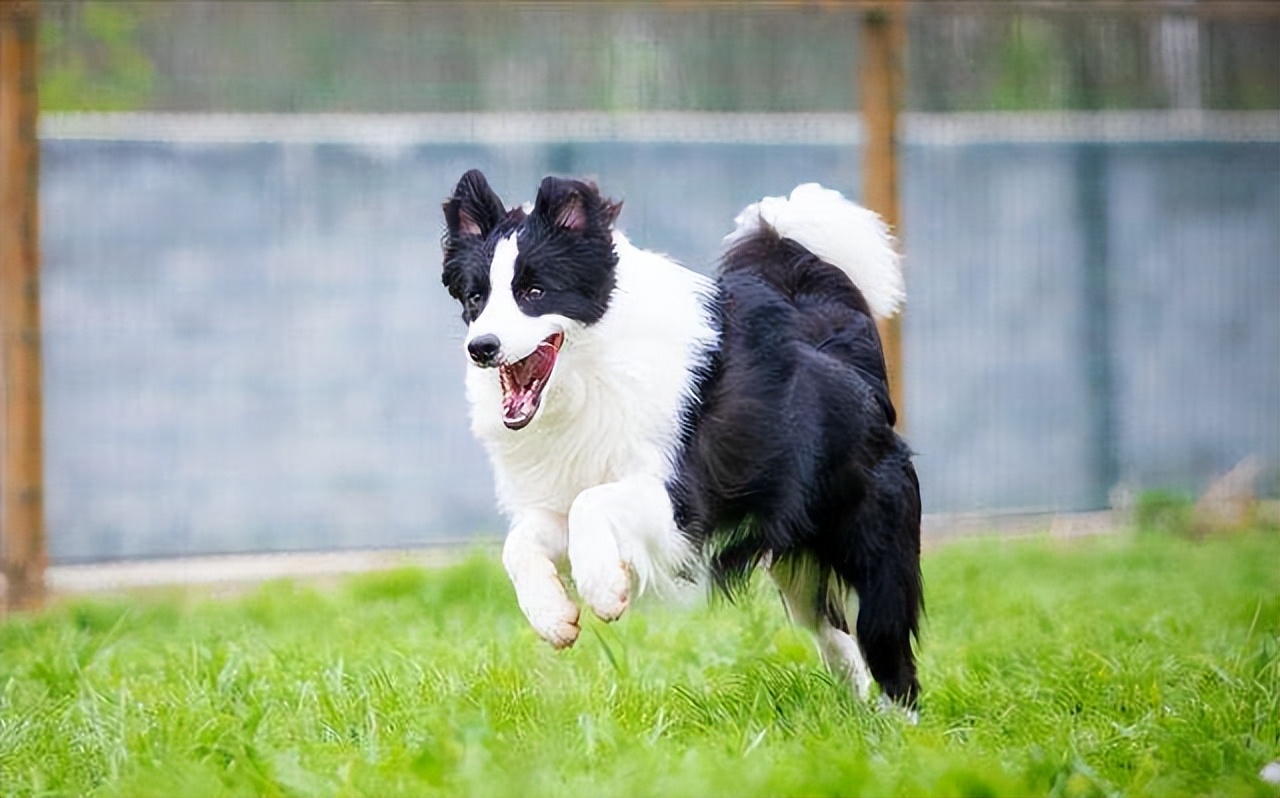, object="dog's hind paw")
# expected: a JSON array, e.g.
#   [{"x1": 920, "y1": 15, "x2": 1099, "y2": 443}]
[
  {"x1": 577, "y1": 561, "x2": 632, "y2": 623},
  {"x1": 878, "y1": 694, "x2": 920, "y2": 725}
]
